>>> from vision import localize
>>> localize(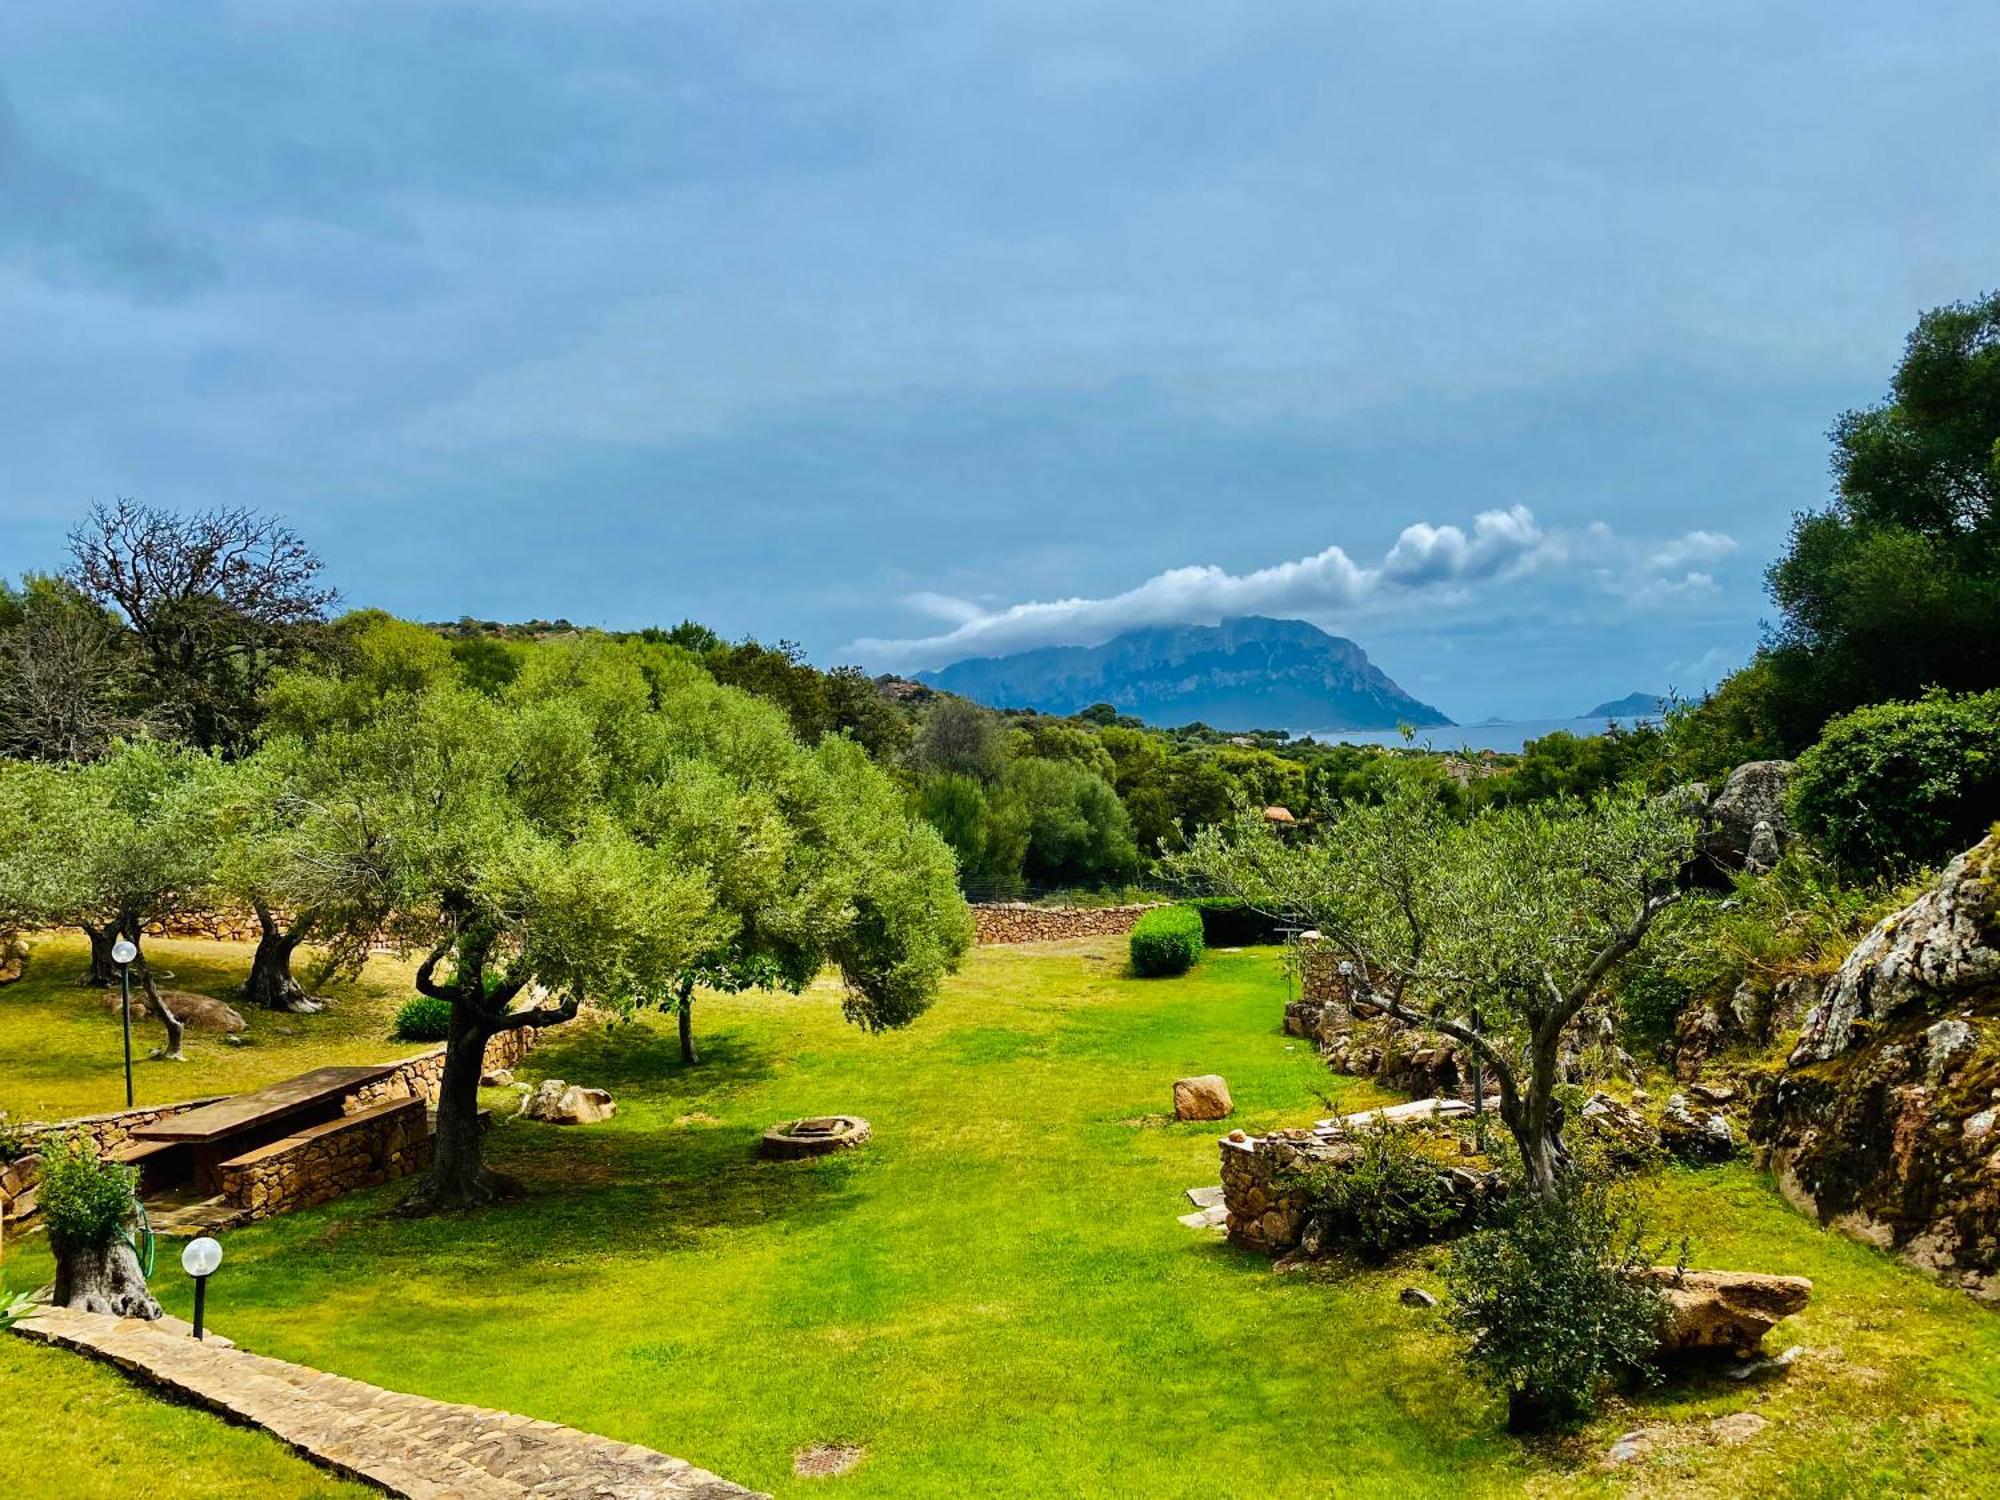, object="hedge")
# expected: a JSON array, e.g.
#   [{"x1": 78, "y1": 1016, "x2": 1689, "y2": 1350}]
[
  {"x1": 1129, "y1": 904, "x2": 1205, "y2": 977},
  {"x1": 1185, "y1": 897, "x2": 1286, "y2": 946}
]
